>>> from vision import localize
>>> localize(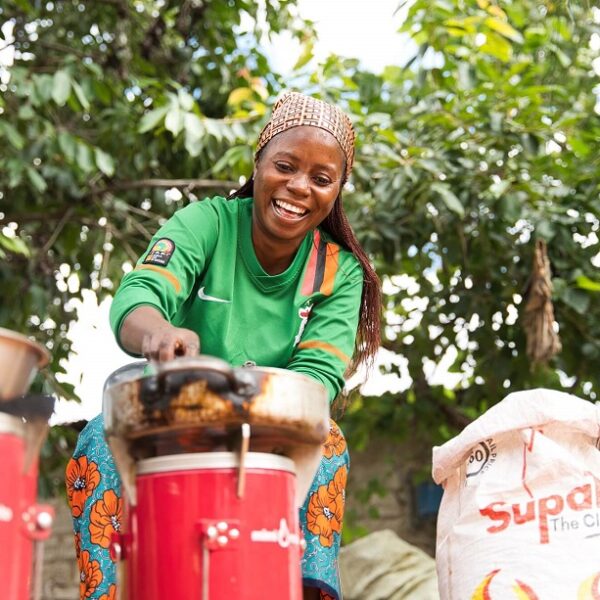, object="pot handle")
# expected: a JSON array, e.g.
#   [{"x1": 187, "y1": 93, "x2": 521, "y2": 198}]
[{"x1": 140, "y1": 356, "x2": 258, "y2": 411}]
